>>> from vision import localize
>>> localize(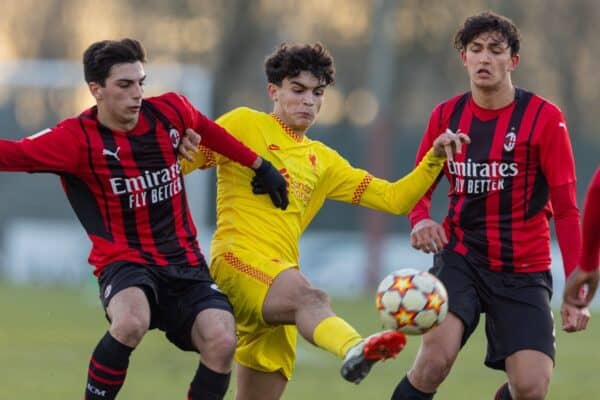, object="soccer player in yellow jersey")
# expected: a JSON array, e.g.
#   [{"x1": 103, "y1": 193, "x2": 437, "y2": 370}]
[{"x1": 180, "y1": 43, "x2": 469, "y2": 400}]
